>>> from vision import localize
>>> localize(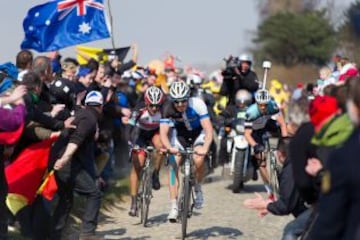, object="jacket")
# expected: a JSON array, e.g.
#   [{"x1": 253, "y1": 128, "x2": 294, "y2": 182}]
[
  {"x1": 267, "y1": 159, "x2": 308, "y2": 217},
  {"x1": 220, "y1": 70, "x2": 259, "y2": 105}
]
